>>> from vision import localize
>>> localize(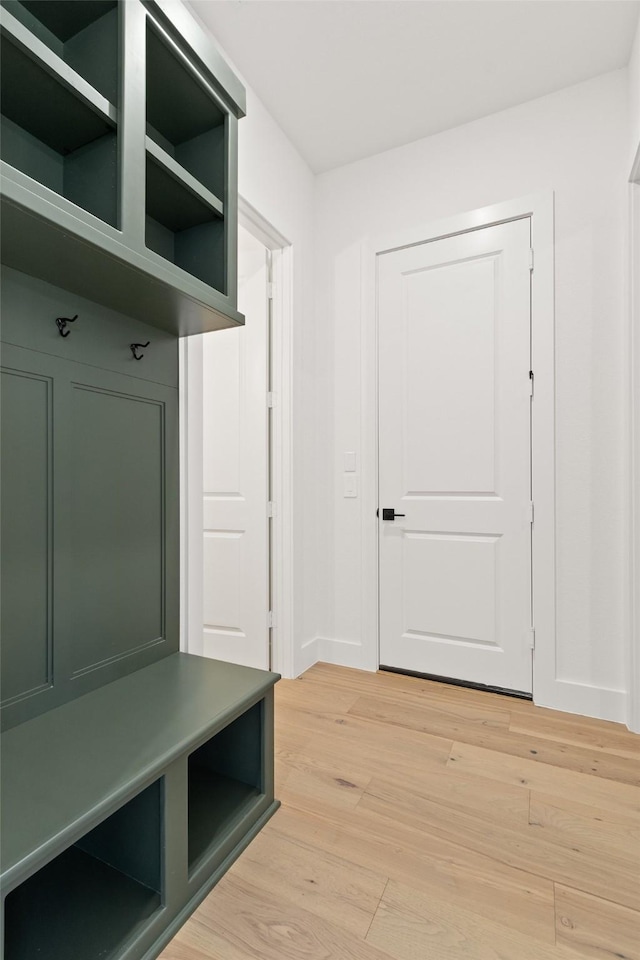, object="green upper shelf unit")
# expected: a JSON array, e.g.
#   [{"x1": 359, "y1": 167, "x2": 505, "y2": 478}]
[{"x1": 0, "y1": 0, "x2": 246, "y2": 336}]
